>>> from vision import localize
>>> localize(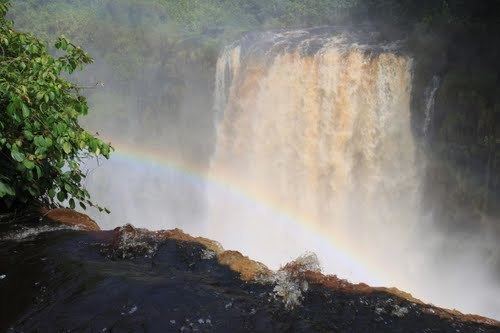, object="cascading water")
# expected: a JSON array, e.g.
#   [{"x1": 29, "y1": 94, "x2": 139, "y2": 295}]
[
  {"x1": 205, "y1": 28, "x2": 500, "y2": 318},
  {"x1": 423, "y1": 75, "x2": 440, "y2": 137},
  {"x1": 208, "y1": 27, "x2": 418, "y2": 286}
]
